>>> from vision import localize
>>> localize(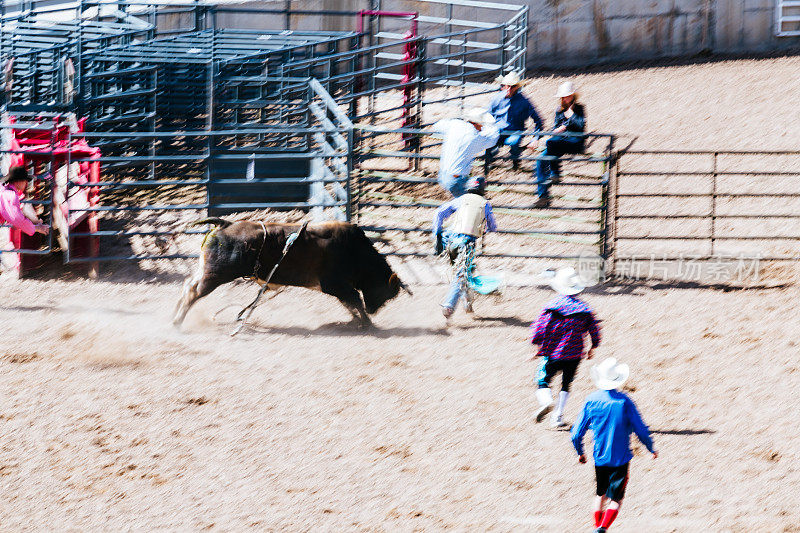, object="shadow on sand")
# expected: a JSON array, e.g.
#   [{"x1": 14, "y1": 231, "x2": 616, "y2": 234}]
[
  {"x1": 650, "y1": 428, "x2": 716, "y2": 436},
  {"x1": 239, "y1": 321, "x2": 451, "y2": 338},
  {"x1": 1, "y1": 303, "x2": 146, "y2": 317},
  {"x1": 472, "y1": 315, "x2": 531, "y2": 328},
  {"x1": 16, "y1": 250, "x2": 189, "y2": 285},
  {"x1": 589, "y1": 278, "x2": 790, "y2": 296}
]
